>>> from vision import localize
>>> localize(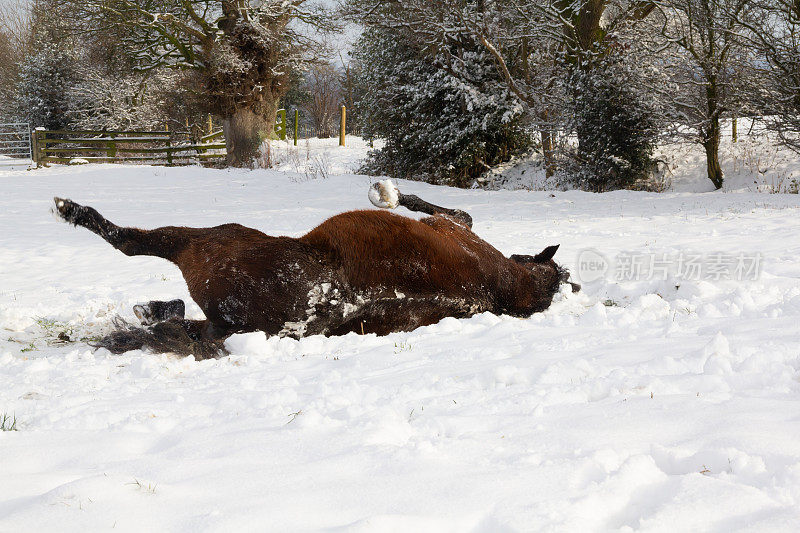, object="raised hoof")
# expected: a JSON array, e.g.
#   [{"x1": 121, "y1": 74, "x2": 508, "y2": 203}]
[
  {"x1": 368, "y1": 179, "x2": 400, "y2": 209},
  {"x1": 52, "y1": 197, "x2": 81, "y2": 225},
  {"x1": 133, "y1": 299, "x2": 186, "y2": 326}
]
